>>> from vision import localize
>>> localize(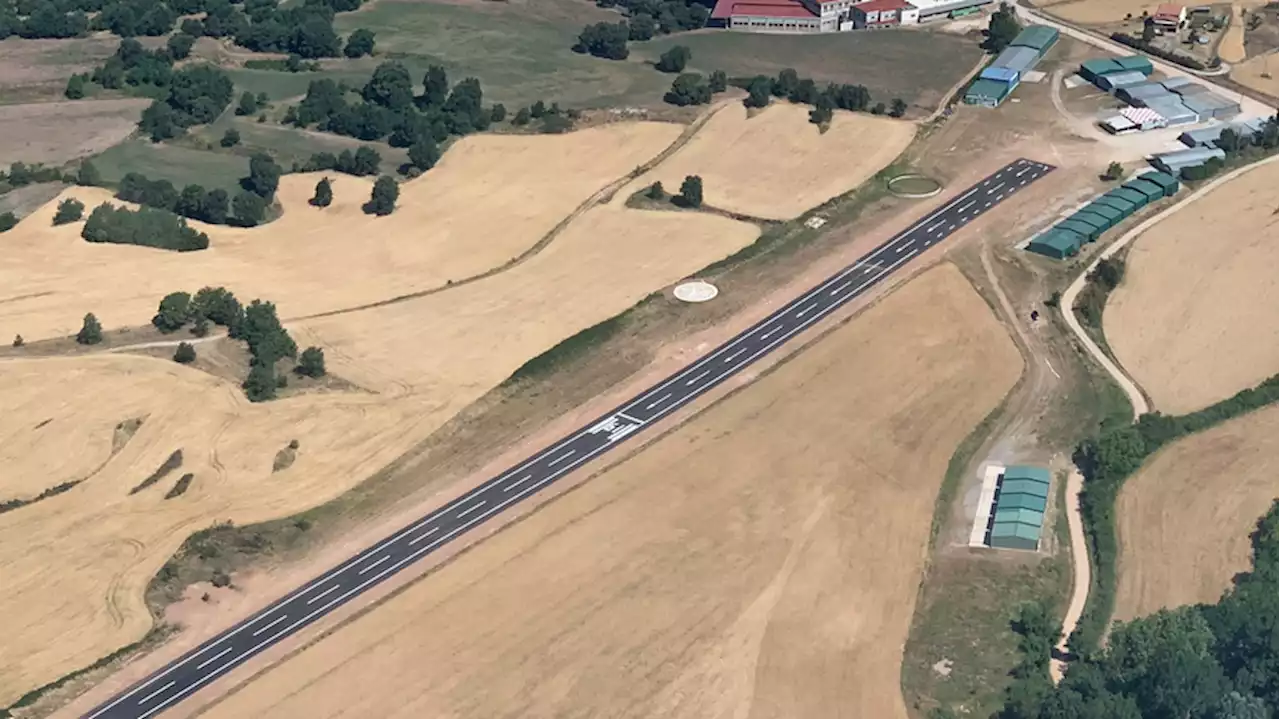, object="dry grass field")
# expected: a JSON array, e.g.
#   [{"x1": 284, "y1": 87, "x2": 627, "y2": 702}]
[
  {"x1": 1231, "y1": 51, "x2": 1279, "y2": 98},
  {"x1": 1113, "y1": 407, "x2": 1278, "y2": 621},
  {"x1": 626, "y1": 103, "x2": 915, "y2": 221},
  {"x1": 0, "y1": 192, "x2": 758, "y2": 706},
  {"x1": 0, "y1": 99, "x2": 149, "y2": 165},
  {"x1": 0, "y1": 37, "x2": 138, "y2": 103},
  {"x1": 1106, "y1": 161, "x2": 1279, "y2": 414},
  {"x1": 1036, "y1": 0, "x2": 1163, "y2": 24},
  {"x1": 199, "y1": 264, "x2": 1023, "y2": 719},
  {"x1": 0, "y1": 122, "x2": 683, "y2": 344}
]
